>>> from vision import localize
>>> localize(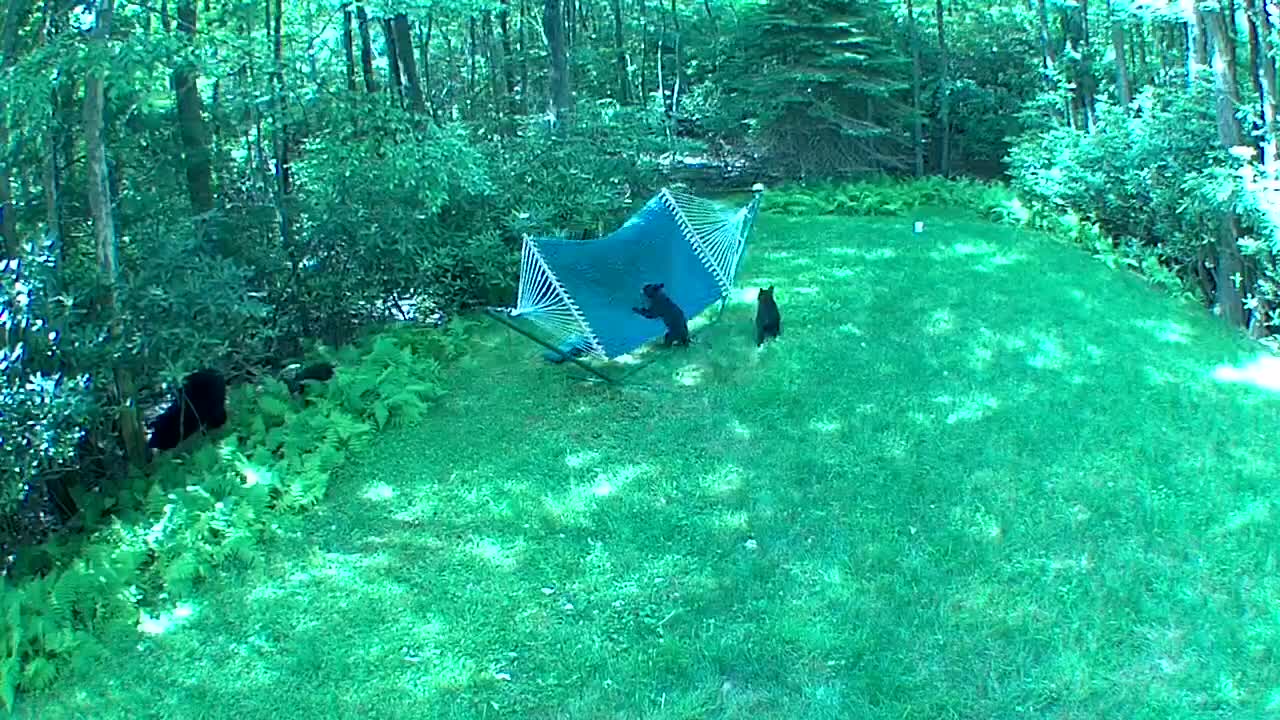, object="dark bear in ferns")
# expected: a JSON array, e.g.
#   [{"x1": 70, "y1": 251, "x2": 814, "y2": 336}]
[
  {"x1": 287, "y1": 362, "x2": 336, "y2": 394},
  {"x1": 632, "y1": 282, "x2": 690, "y2": 346},
  {"x1": 148, "y1": 369, "x2": 228, "y2": 451},
  {"x1": 755, "y1": 286, "x2": 781, "y2": 346}
]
